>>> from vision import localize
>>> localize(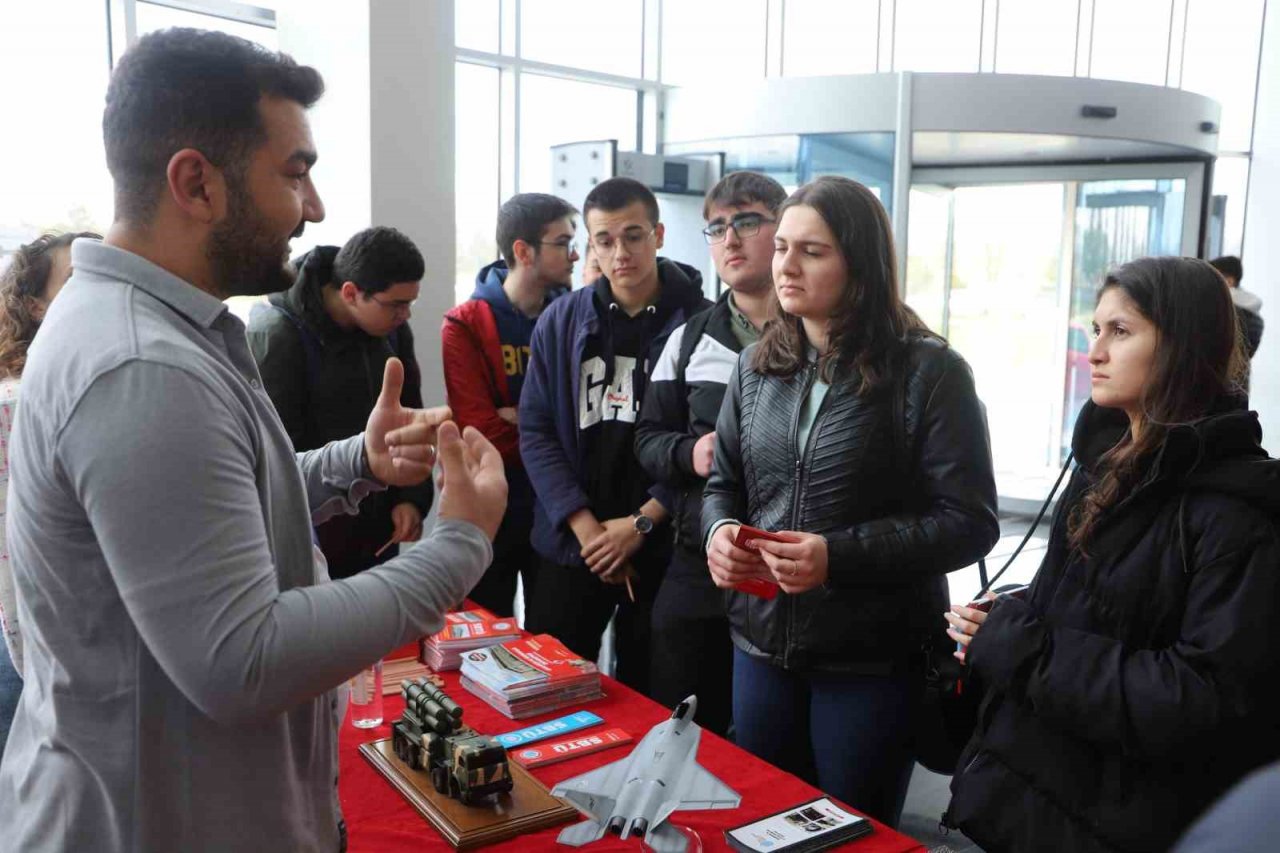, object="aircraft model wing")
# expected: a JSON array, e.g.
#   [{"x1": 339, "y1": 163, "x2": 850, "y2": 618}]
[{"x1": 677, "y1": 762, "x2": 741, "y2": 810}]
